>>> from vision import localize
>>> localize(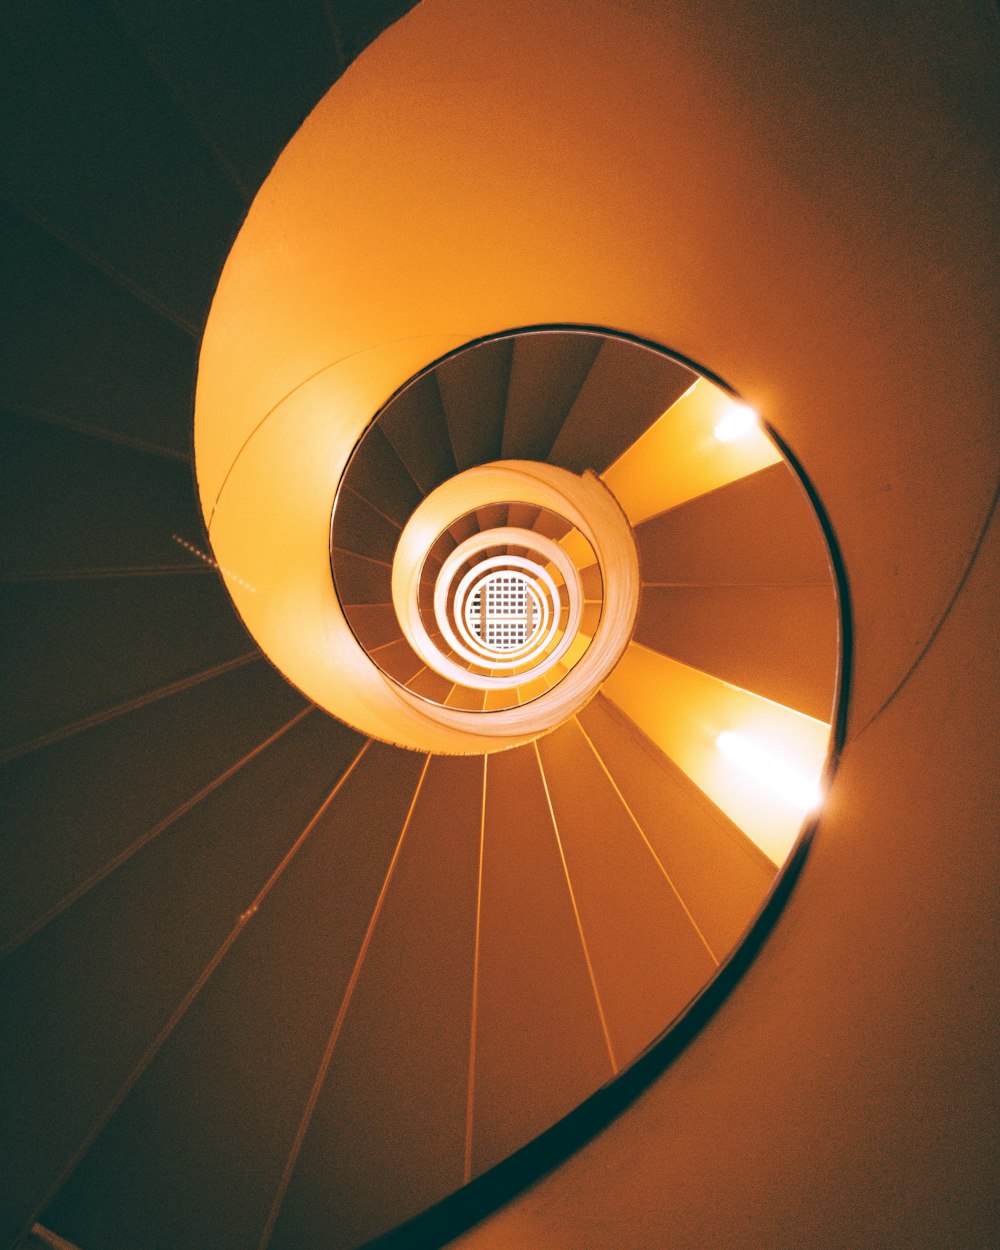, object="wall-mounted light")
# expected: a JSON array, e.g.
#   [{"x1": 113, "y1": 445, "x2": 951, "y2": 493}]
[
  {"x1": 713, "y1": 403, "x2": 758, "y2": 443},
  {"x1": 716, "y1": 730, "x2": 822, "y2": 811}
]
